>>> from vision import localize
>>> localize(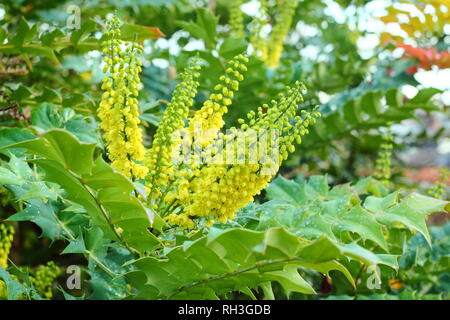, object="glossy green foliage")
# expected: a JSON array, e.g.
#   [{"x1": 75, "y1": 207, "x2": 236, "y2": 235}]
[
  {"x1": 398, "y1": 222, "x2": 450, "y2": 298},
  {"x1": 0, "y1": 18, "x2": 163, "y2": 65},
  {"x1": 305, "y1": 88, "x2": 442, "y2": 148},
  {"x1": 127, "y1": 227, "x2": 357, "y2": 299},
  {"x1": 239, "y1": 175, "x2": 448, "y2": 250},
  {"x1": 2, "y1": 130, "x2": 160, "y2": 254},
  {"x1": 1, "y1": 0, "x2": 448, "y2": 301}
]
